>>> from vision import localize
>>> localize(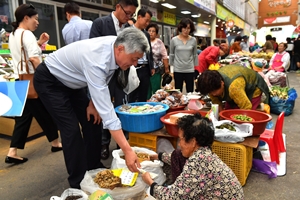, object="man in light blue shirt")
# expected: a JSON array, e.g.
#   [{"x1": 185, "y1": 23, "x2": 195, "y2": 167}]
[
  {"x1": 33, "y1": 28, "x2": 149, "y2": 189},
  {"x1": 62, "y1": 2, "x2": 92, "y2": 45}
]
